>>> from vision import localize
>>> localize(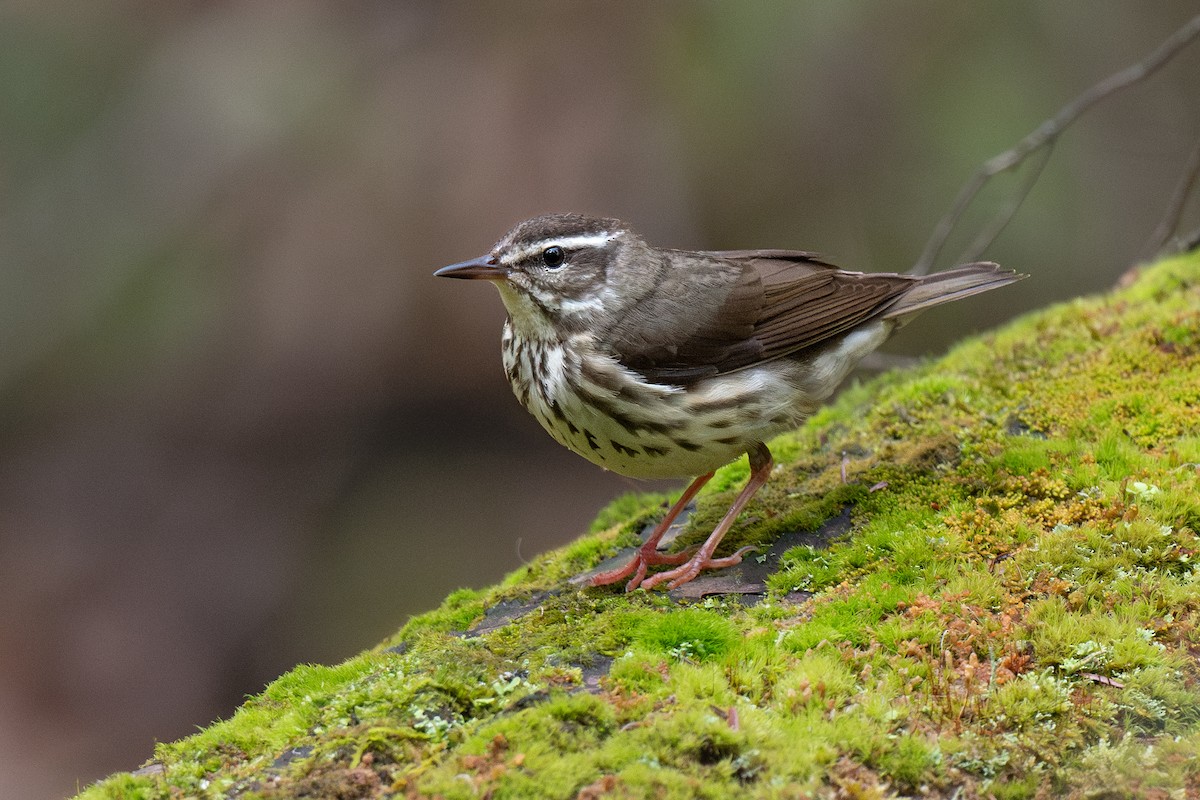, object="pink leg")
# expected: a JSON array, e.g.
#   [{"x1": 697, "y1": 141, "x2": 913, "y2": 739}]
[
  {"x1": 639, "y1": 443, "x2": 773, "y2": 591},
  {"x1": 589, "y1": 471, "x2": 714, "y2": 592}
]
